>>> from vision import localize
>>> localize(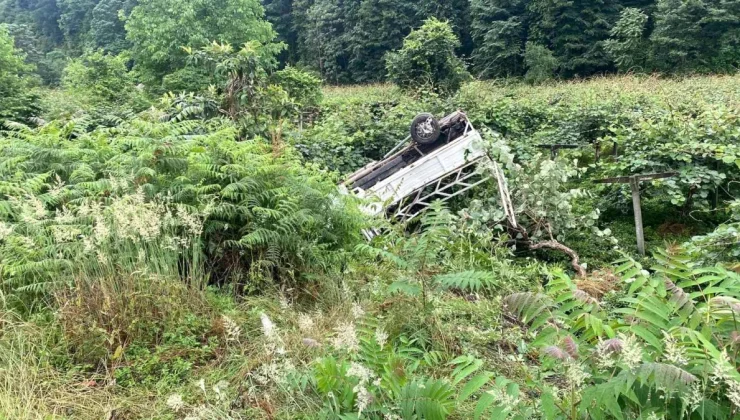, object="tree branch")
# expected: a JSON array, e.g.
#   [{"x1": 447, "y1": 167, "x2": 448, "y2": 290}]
[{"x1": 530, "y1": 240, "x2": 587, "y2": 278}]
